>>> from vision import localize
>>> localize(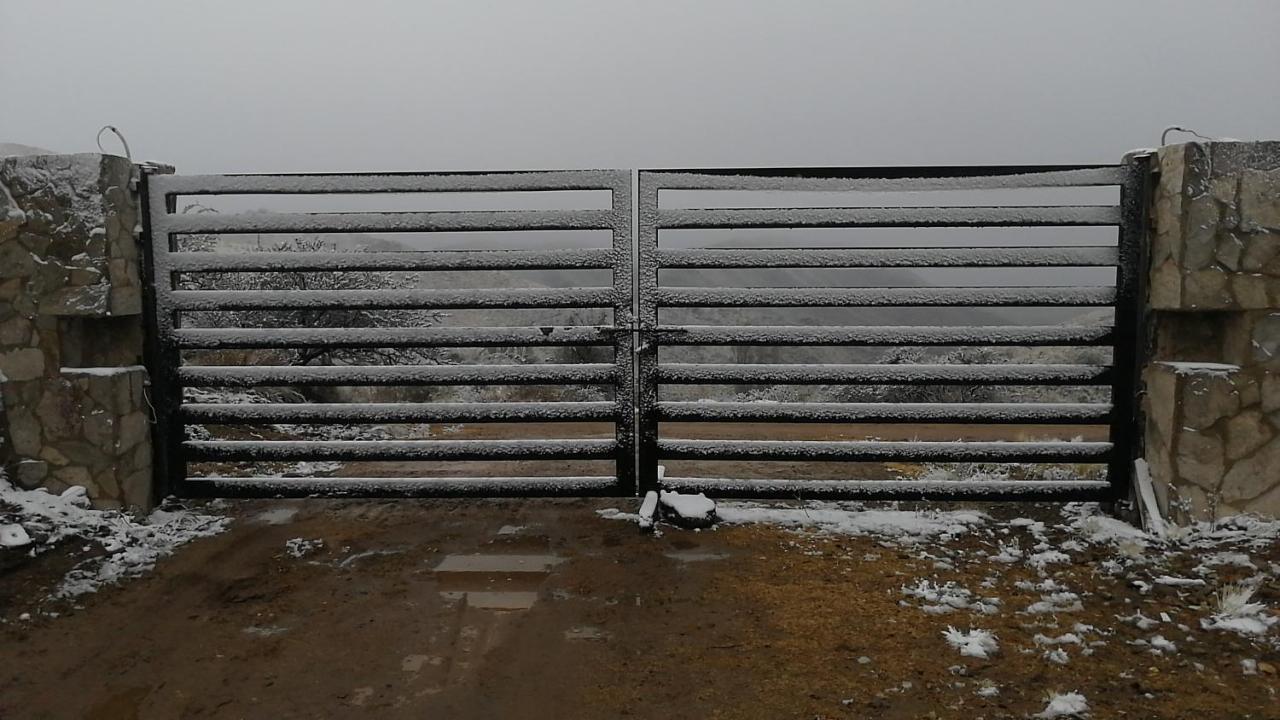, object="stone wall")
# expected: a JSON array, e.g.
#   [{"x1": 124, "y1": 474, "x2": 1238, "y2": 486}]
[
  {"x1": 1143, "y1": 141, "x2": 1280, "y2": 521},
  {"x1": 0, "y1": 153, "x2": 154, "y2": 509}
]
